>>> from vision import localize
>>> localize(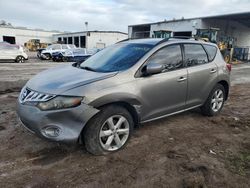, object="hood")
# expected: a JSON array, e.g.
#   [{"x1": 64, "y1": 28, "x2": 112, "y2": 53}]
[{"x1": 26, "y1": 64, "x2": 117, "y2": 95}]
